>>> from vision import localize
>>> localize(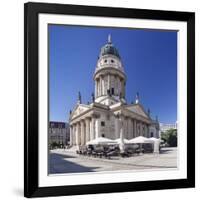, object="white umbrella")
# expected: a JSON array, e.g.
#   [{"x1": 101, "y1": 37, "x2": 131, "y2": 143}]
[
  {"x1": 149, "y1": 137, "x2": 161, "y2": 141},
  {"x1": 86, "y1": 137, "x2": 116, "y2": 145},
  {"x1": 128, "y1": 136, "x2": 153, "y2": 144},
  {"x1": 114, "y1": 138, "x2": 129, "y2": 144},
  {"x1": 128, "y1": 136, "x2": 153, "y2": 154}
]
